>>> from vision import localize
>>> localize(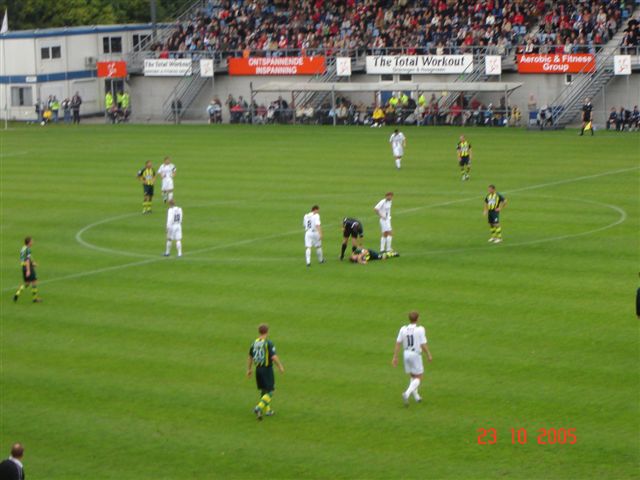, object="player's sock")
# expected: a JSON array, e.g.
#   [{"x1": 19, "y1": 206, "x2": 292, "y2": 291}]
[
  {"x1": 490, "y1": 226, "x2": 496, "y2": 238},
  {"x1": 395, "y1": 159, "x2": 401, "y2": 169},
  {"x1": 380, "y1": 237, "x2": 385, "y2": 251},
  {"x1": 176, "y1": 241, "x2": 182, "y2": 256},
  {"x1": 305, "y1": 248, "x2": 311, "y2": 265},
  {"x1": 465, "y1": 166, "x2": 471, "y2": 177},
  {"x1": 31, "y1": 286, "x2": 39, "y2": 300},
  {"x1": 257, "y1": 392, "x2": 271, "y2": 412},
  {"x1": 412, "y1": 388, "x2": 421, "y2": 400},
  {"x1": 316, "y1": 248, "x2": 324, "y2": 263},
  {"x1": 405, "y1": 378, "x2": 420, "y2": 397},
  {"x1": 495, "y1": 227, "x2": 502, "y2": 239},
  {"x1": 14, "y1": 284, "x2": 25, "y2": 298},
  {"x1": 340, "y1": 243, "x2": 347, "y2": 259},
  {"x1": 162, "y1": 192, "x2": 167, "y2": 202},
  {"x1": 168, "y1": 192, "x2": 174, "y2": 201},
  {"x1": 386, "y1": 236, "x2": 392, "y2": 251},
  {"x1": 165, "y1": 240, "x2": 172, "y2": 255}
]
